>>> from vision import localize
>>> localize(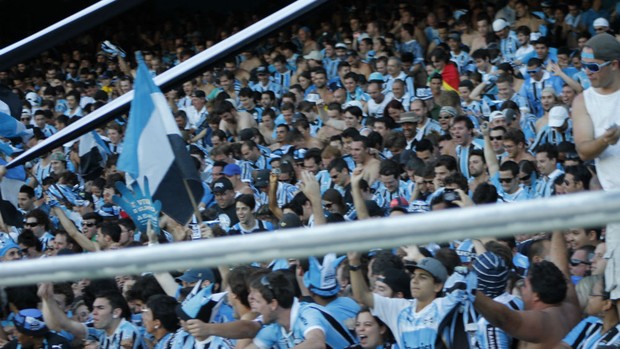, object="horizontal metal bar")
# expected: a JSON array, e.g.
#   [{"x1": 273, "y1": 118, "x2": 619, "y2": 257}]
[{"x1": 0, "y1": 190, "x2": 618, "y2": 286}]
